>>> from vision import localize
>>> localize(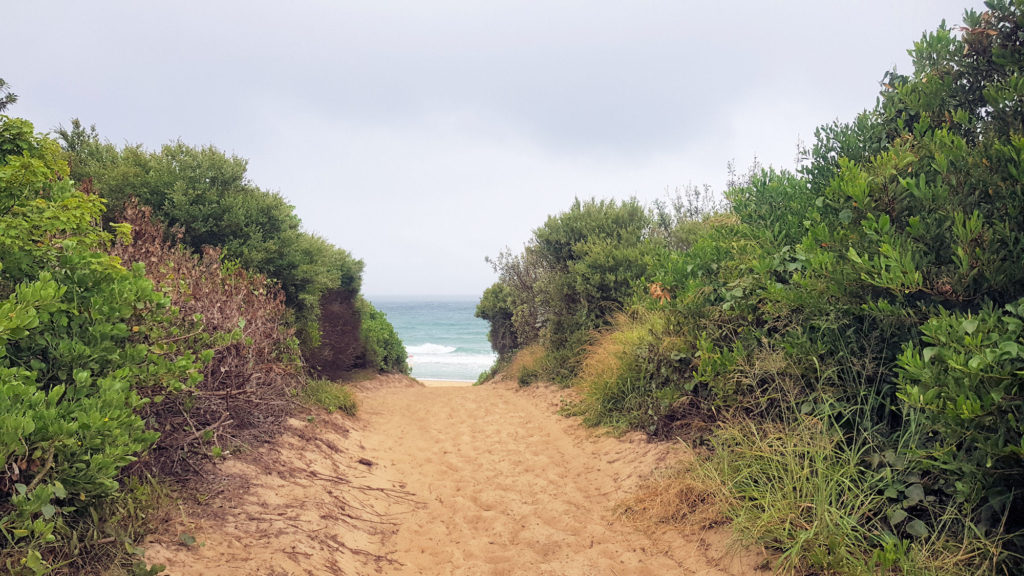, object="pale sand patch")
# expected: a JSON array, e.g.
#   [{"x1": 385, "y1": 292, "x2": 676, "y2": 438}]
[
  {"x1": 418, "y1": 378, "x2": 474, "y2": 387},
  {"x1": 144, "y1": 375, "x2": 766, "y2": 575}
]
